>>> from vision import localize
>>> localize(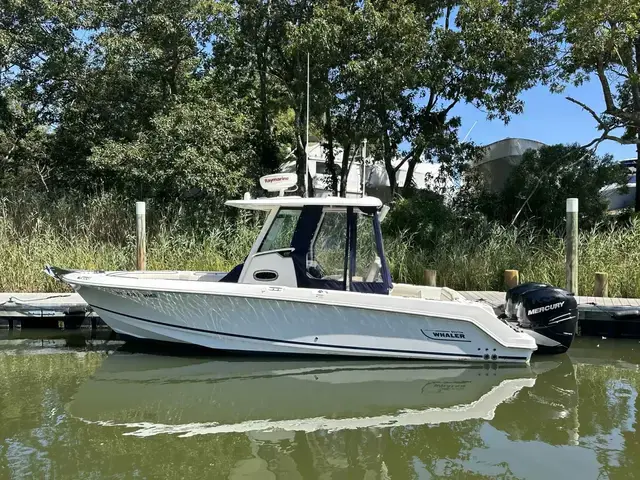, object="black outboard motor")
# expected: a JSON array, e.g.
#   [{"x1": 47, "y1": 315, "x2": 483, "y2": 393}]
[
  {"x1": 504, "y1": 282, "x2": 550, "y2": 318},
  {"x1": 506, "y1": 285, "x2": 578, "y2": 354}
]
